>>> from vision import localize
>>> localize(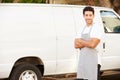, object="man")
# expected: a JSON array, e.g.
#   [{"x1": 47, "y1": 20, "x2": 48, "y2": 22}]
[{"x1": 74, "y1": 6, "x2": 102, "y2": 80}]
